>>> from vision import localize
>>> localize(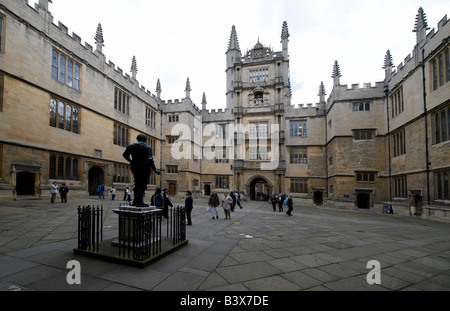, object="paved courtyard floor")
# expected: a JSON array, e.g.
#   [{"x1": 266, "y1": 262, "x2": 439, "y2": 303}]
[{"x1": 0, "y1": 196, "x2": 449, "y2": 293}]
